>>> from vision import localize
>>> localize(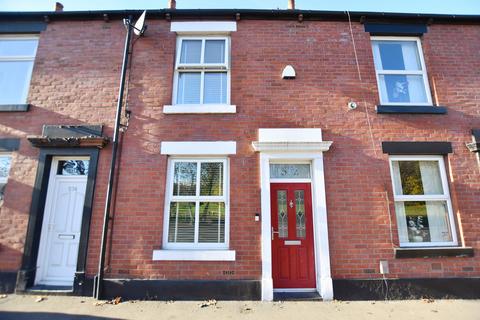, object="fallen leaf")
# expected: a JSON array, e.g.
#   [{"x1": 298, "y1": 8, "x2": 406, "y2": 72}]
[
  {"x1": 199, "y1": 299, "x2": 217, "y2": 308},
  {"x1": 113, "y1": 297, "x2": 122, "y2": 305},
  {"x1": 240, "y1": 305, "x2": 253, "y2": 314},
  {"x1": 35, "y1": 296, "x2": 46, "y2": 303}
]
